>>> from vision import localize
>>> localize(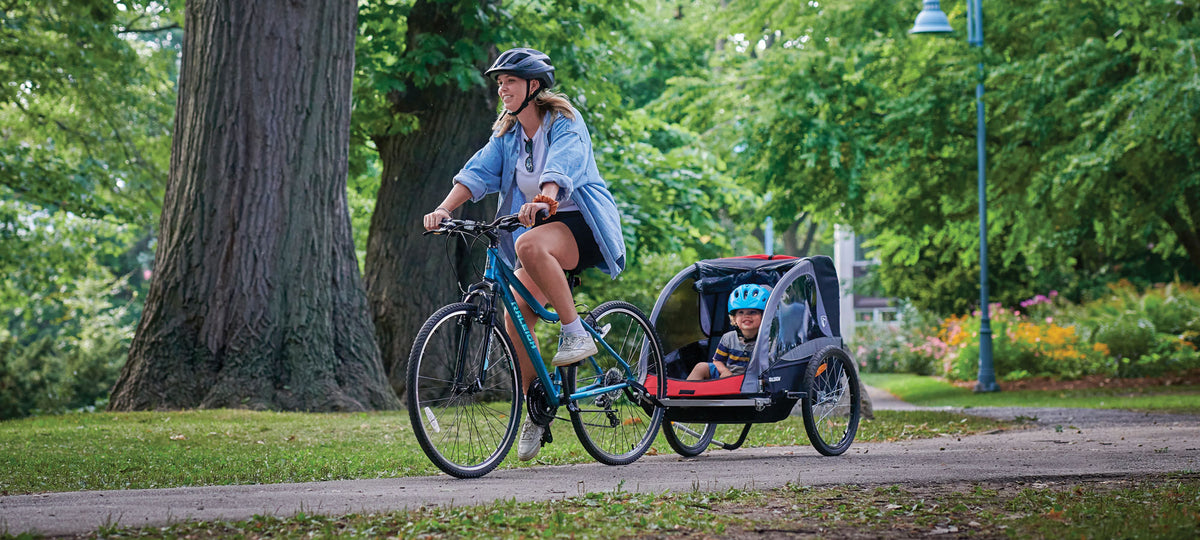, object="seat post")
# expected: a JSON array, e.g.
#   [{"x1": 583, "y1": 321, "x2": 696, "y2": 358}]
[{"x1": 565, "y1": 270, "x2": 582, "y2": 291}]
